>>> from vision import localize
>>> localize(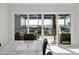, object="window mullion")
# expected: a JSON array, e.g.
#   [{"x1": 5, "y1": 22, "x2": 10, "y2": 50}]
[{"x1": 27, "y1": 14, "x2": 29, "y2": 34}]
